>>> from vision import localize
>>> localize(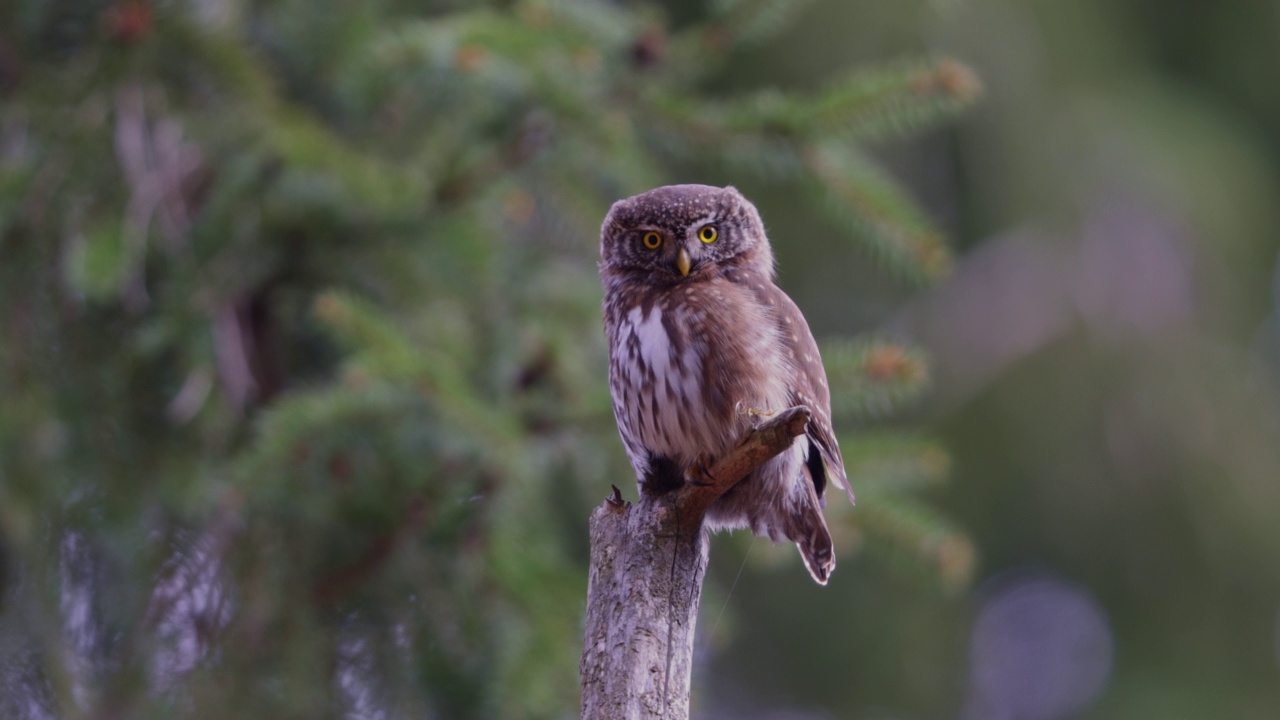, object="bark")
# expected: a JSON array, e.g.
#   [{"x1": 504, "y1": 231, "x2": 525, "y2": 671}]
[{"x1": 579, "y1": 406, "x2": 812, "y2": 720}]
